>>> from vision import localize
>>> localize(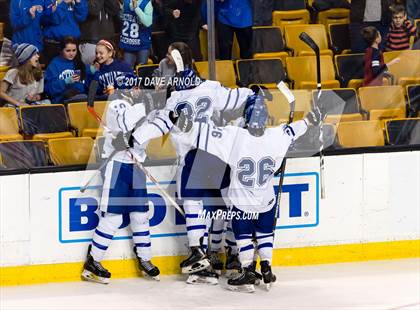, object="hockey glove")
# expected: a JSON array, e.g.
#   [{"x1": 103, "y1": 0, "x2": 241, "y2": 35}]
[
  {"x1": 250, "y1": 85, "x2": 273, "y2": 101},
  {"x1": 169, "y1": 110, "x2": 193, "y2": 133},
  {"x1": 111, "y1": 131, "x2": 130, "y2": 151},
  {"x1": 305, "y1": 105, "x2": 324, "y2": 126}
]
